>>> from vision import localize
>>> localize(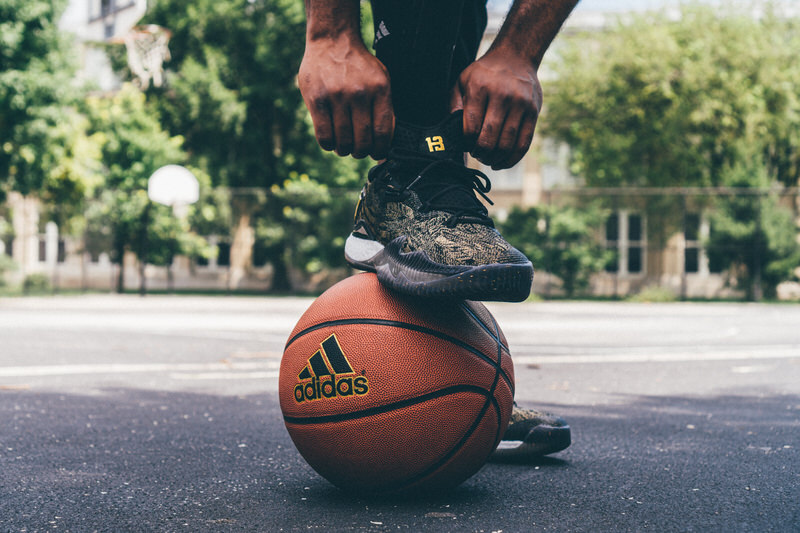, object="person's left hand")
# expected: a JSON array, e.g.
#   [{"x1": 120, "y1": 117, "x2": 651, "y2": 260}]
[{"x1": 456, "y1": 48, "x2": 543, "y2": 170}]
